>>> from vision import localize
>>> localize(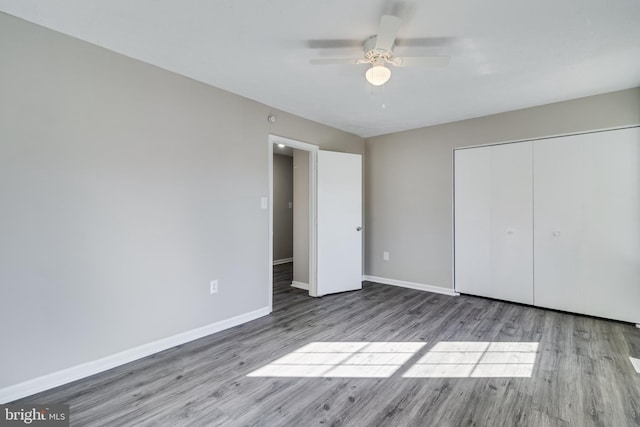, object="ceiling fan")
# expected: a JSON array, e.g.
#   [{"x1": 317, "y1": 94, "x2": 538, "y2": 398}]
[{"x1": 310, "y1": 15, "x2": 450, "y2": 86}]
